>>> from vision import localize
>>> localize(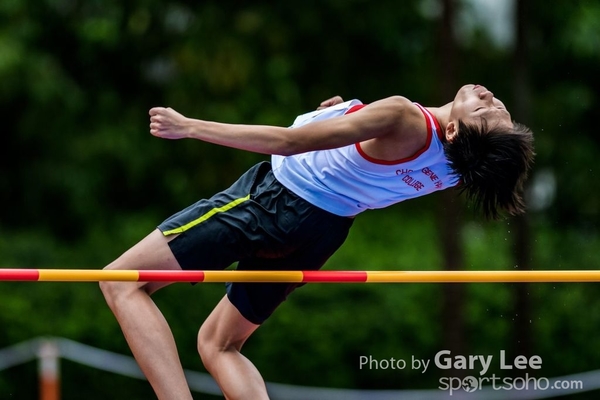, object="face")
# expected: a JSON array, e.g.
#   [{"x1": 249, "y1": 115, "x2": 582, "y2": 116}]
[{"x1": 447, "y1": 84, "x2": 513, "y2": 140}]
